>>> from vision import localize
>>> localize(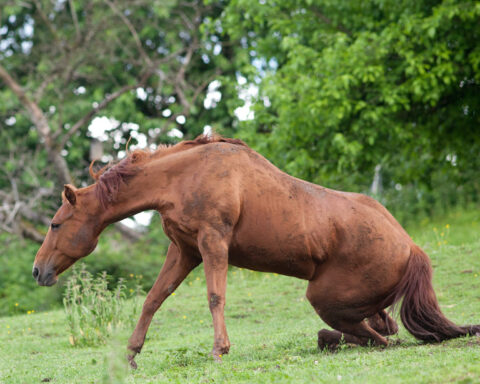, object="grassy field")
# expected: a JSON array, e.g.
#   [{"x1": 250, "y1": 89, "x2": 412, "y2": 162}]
[{"x1": 1, "y1": 208, "x2": 480, "y2": 384}]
